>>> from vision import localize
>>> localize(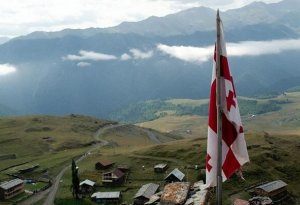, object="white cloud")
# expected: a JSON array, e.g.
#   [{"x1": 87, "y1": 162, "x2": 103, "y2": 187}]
[
  {"x1": 63, "y1": 50, "x2": 117, "y2": 61},
  {"x1": 130, "y1": 48, "x2": 153, "y2": 59},
  {"x1": 120, "y1": 53, "x2": 132, "y2": 61},
  {"x1": 77, "y1": 62, "x2": 91, "y2": 67},
  {"x1": 157, "y1": 38, "x2": 300, "y2": 63},
  {"x1": 0, "y1": 64, "x2": 17, "y2": 75},
  {"x1": 227, "y1": 39, "x2": 300, "y2": 56},
  {"x1": 157, "y1": 44, "x2": 214, "y2": 63}
]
